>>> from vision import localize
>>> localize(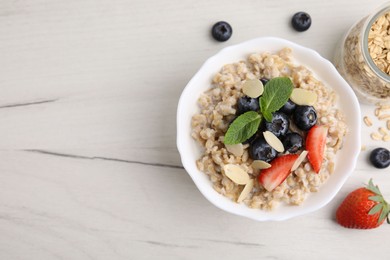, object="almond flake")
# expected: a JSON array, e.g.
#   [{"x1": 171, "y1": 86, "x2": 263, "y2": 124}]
[
  {"x1": 223, "y1": 164, "x2": 250, "y2": 185},
  {"x1": 225, "y1": 143, "x2": 244, "y2": 157},
  {"x1": 242, "y1": 79, "x2": 264, "y2": 98},
  {"x1": 290, "y1": 88, "x2": 317, "y2": 106},
  {"x1": 263, "y1": 131, "x2": 284, "y2": 152},
  {"x1": 383, "y1": 135, "x2": 390, "y2": 141},
  {"x1": 291, "y1": 150, "x2": 308, "y2": 172},
  {"x1": 251, "y1": 160, "x2": 271, "y2": 171},
  {"x1": 237, "y1": 179, "x2": 254, "y2": 203},
  {"x1": 387, "y1": 120, "x2": 390, "y2": 130}
]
